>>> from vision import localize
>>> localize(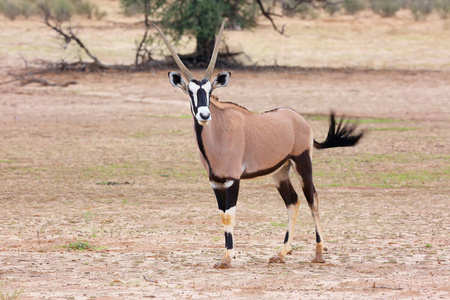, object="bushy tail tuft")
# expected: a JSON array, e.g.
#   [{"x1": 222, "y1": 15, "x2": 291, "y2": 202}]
[{"x1": 313, "y1": 112, "x2": 364, "y2": 149}]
